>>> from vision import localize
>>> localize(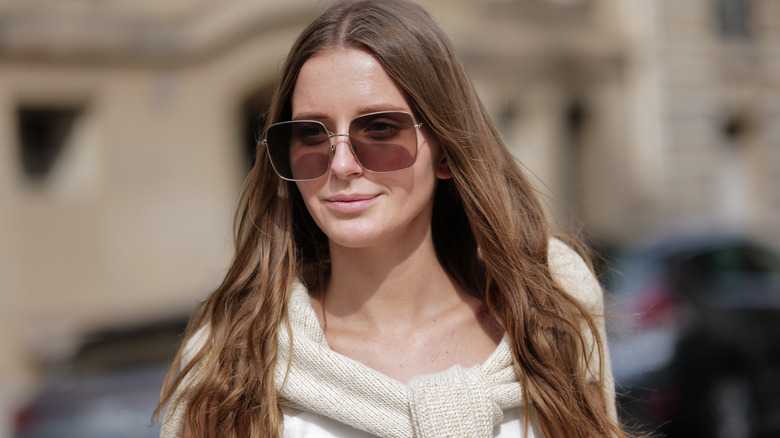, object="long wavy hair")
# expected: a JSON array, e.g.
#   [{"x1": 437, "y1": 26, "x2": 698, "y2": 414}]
[{"x1": 156, "y1": 1, "x2": 628, "y2": 436}]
